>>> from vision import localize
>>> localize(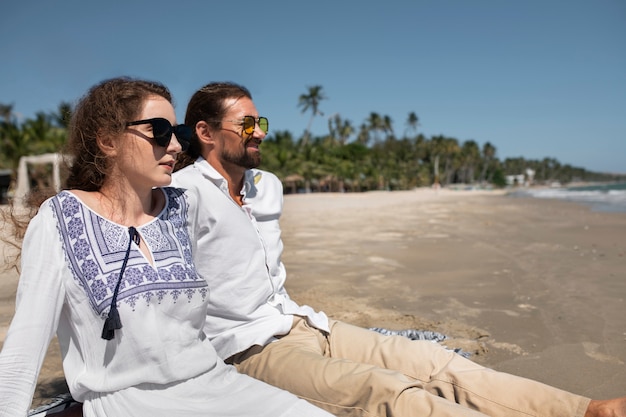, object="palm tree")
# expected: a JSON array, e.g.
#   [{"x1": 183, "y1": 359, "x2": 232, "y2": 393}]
[
  {"x1": 259, "y1": 130, "x2": 298, "y2": 179},
  {"x1": 404, "y1": 112, "x2": 419, "y2": 138},
  {"x1": 297, "y1": 85, "x2": 326, "y2": 147},
  {"x1": 337, "y1": 118, "x2": 354, "y2": 145},
  {"x1": 479, "y1": 141, "x2": 496, "y2": 184},
  {"x1": 382, "y1": 115, "x2": 394, "y2": 139},
  {"x1": 0, "y1": 103, "x2": 15, "y2": 168},
  {"x1": 459, "y1": 140, "x2": 480, "y2": 184},
  {"x1": 503, "y1": 157, "x2": 527, "y2": 182},
  {"x1": 365, "y1": 112, "x2": 384, "y2": 143},
  {"x1": 54, "y1": 101, "x2": 73, "y2": 129},
  {"x1": 355, "y1": 123, "x2": 369, "y2": 145},
  {"x1": 542, "y1": 157, "x2": 561, "y2": 183},
  {"x1": 0, "y1": 104, "x2": 30, "y2": 174},
  {"x1": 411, "y1": 134, "x2": 429, "y2": 187},
  {"x1": 327, "y1": 114, "x2": 354, "y2": 145},
  {"x1": 0, "y1": 105, "x2": 69, "y2": 193},
  {"x1": 22, "y1": 111, "x2": 66, "y2": 155},
  {"x1": 0, "y1": 103, "x2": 14, "y2": 122},
  {"x1": 438, "y1": 136, "x2": 460, "y2": 186}
]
